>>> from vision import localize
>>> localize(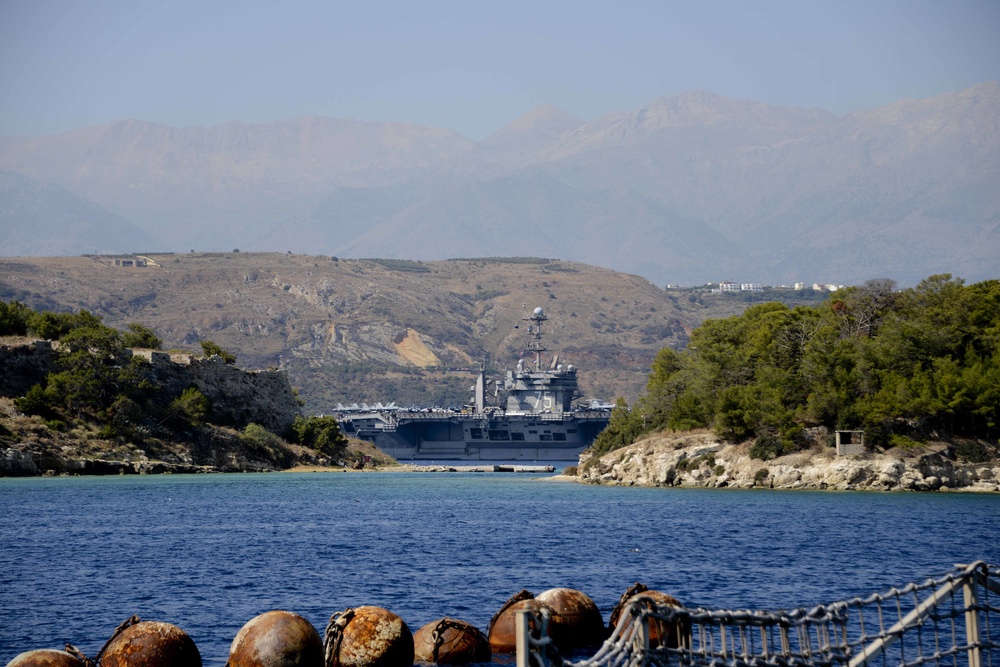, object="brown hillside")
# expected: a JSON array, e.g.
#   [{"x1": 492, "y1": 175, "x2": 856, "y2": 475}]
[{"x1": 0, "y1": 253, "x2": 719, "y2": 411}]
